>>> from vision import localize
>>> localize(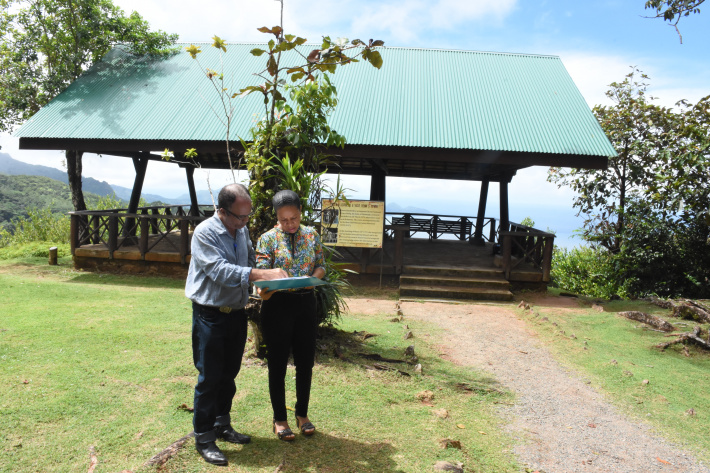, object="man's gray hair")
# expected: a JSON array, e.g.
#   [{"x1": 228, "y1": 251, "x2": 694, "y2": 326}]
[{"x1": 218, "y1": 183, "x2": 251, "y2": 210}]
